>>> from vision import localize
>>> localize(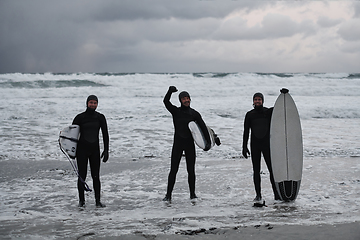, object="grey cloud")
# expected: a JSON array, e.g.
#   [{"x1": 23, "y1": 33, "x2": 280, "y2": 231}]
[
  {"x1": 0, "y1": 0, "x2": 272, "y2": 73},
  {"x1": 317, "y1": 16, "x2": 342, "y2": 28},
  {"x1": 261, "y1": 14, "x2": 316, "y2": 38},
  {"x1": 354, "y1": 2, "x2": 360, "y2": 18},
  {"x1": 212, "y1": 13, "x2": 317, "y2": 41},
  {"x1": 104, "y1": 18, "x2": 220, "y2": 43},
  {"x1": 338, "y1": 19, "x2": 360, "y2": 41},
  {"x1": 89, "y1": 0, "x2": 270, "y2": 21},
  {"x1": 340, "y1": 42, "x2": 360, "y2": 53}
]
